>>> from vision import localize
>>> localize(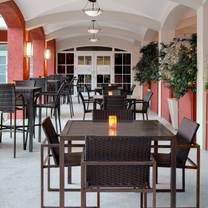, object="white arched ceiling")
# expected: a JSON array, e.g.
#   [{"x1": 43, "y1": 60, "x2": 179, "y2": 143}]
[{"x1": 12, "y1": 0, "x2": 202, "y2": 46}]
